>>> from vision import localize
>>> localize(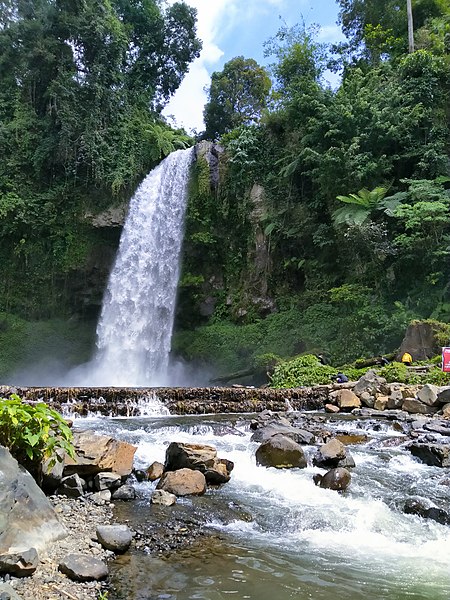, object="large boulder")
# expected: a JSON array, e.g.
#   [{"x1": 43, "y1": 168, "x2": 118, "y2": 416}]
[
  {"x1": 409, "y1": 443, "x2": 450, "y2": 467},
  {"x1": 313, "y1": 468, "x2": 351, "y2": 491},
  {"x1": 251, "y1": 423, "x2": 315, "y2": 445},
  {"x1": 335, "y1": 389, "x2": 361, "y2": 410},
  {"x1": 0, "y1": 446, "x2": 67, "y2": 553},
  {"x1": 64, "y1": 431, "x2": 137, "y2": 477},
  {"x1": 96, "y1": 525, "x2": 132, "y2": 553},
  {"x1": 398, "y1": 321, "x2": 444, "y2": 361},
  {"x1": 156, "y1": 469, "x2": 206, "y2": 496},
  {"x1": 402, "y1": 398, "x2": 436, "y2": 415},
  {"x1": 417, "y1": 384, "x2": 441, "y2": 407},
  {"x1": 353, "y1": 370, "x2": 386, "y2": 397},
  {"x1": 255, "y1": 434, "x2": 307, "y2": 469},
  {"x1": 313, "y1": 438, "x2": 355, "y2": 469},
  {"x1": 164, "y1": 442, "x2": 233, "y2": 485}
]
